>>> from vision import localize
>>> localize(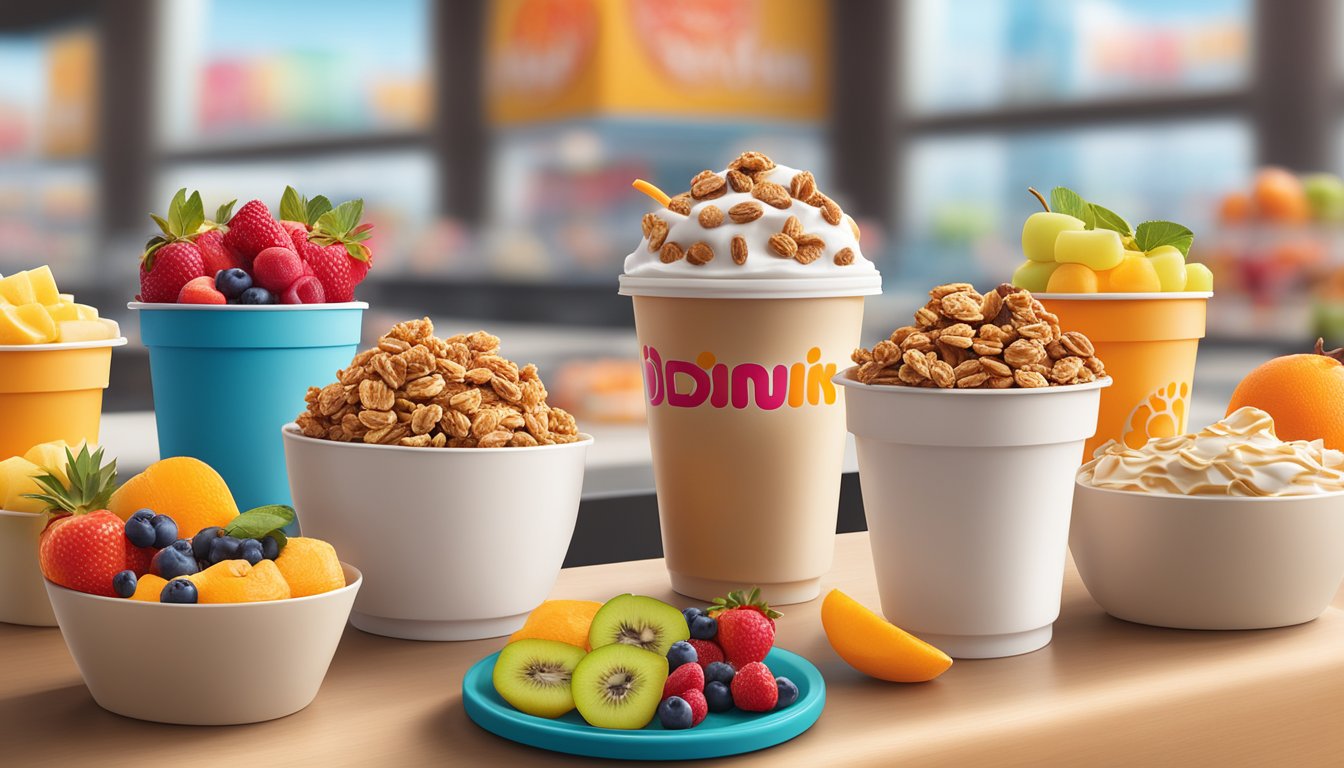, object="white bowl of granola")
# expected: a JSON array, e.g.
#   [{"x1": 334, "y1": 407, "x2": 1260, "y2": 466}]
[{"x1": 281, "y1": 319, "x2": 592, "y2": 641}]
